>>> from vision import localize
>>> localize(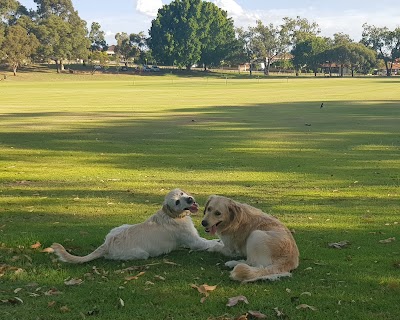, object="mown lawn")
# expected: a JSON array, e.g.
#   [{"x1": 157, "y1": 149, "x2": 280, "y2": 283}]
[{"x1": 0, "y1": 72, "x2": 399, "y2": 320}]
